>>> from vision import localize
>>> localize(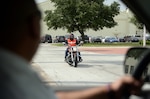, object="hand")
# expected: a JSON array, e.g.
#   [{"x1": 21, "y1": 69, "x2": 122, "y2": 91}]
[{"x1": 110, "y1": 76, "x2": 143, "y2": 99}]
